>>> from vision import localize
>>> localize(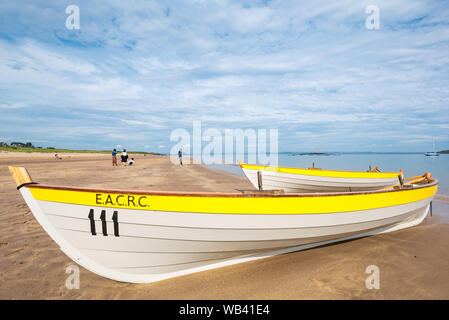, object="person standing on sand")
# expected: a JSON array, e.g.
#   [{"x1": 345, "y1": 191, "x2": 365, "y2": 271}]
[
  {"x1": 112, "y1": 149, "x2": 118, "y2": 166},
  {"x1": 178, "y1": 149, "x2": 183, "y2": 166},
  {"x1": 121, "y1": 149, "x2": 128, "y2": 166}
]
